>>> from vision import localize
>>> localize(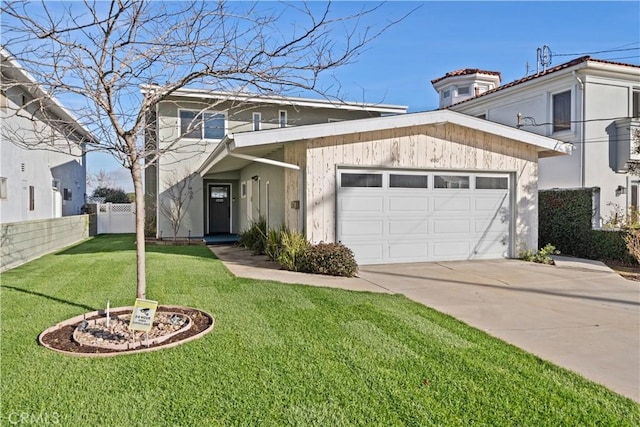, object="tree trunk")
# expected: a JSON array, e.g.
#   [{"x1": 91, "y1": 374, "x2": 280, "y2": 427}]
[{"x1": 130, "y1": 154, "x2": 146, "y2": 299}]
